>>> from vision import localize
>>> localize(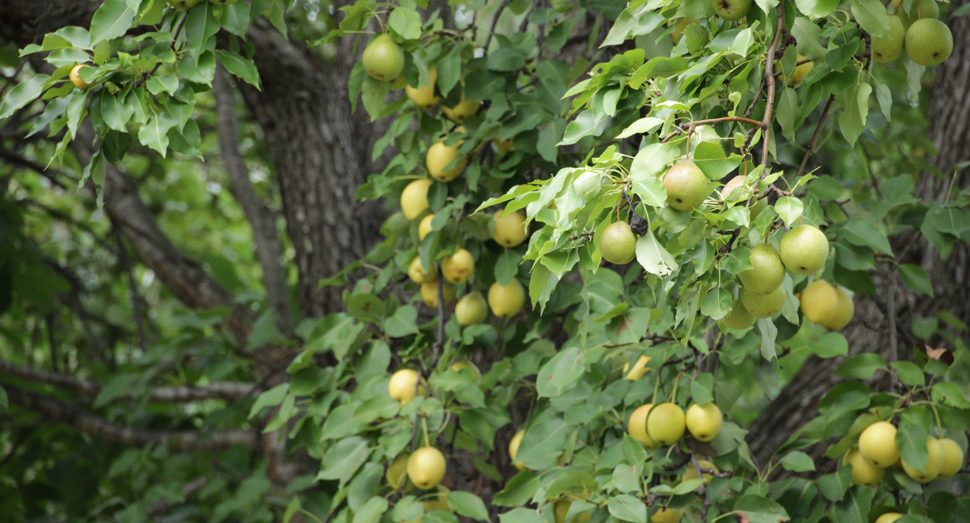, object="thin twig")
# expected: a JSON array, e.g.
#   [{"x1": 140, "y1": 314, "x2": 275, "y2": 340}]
[
  {"x1": 661, "y1": 116, "x2": 766, "y2": 143},
  {"x1": 761, "y1": 3, "x2": 787, "y2": 174},
  {"x1": 796, "y1": 95, "x2": 836, "y2": 178},
  {"x1": 484, "y1": 0, "x2": 512, "y2": 51},
  {"x1": 888, "y1": 266, "x2": 899, "y2": 393}
]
